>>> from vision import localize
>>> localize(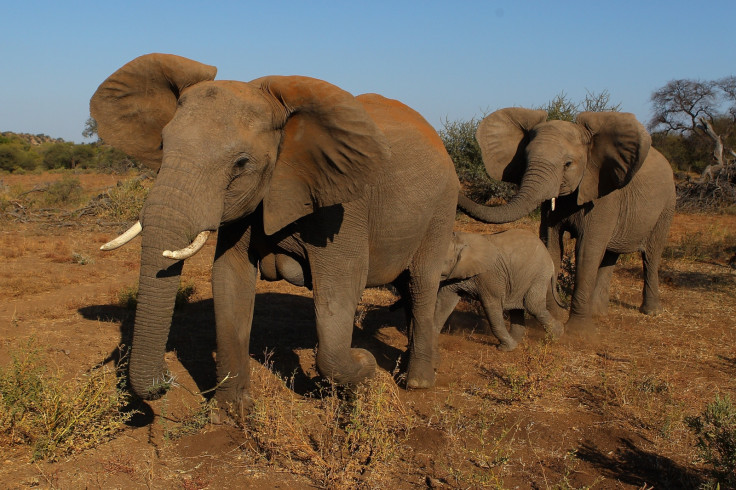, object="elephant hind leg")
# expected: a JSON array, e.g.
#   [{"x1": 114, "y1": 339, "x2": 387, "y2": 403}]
[
  {"x1": 525, "y1": 284, "x2": 563, "y2": 339},
  {"x1": 508, "y1": 309, "x2": 526, "y2": 342},
  {"x1": 639, "y1": 207, "x2": 674, "y2": 315}
]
